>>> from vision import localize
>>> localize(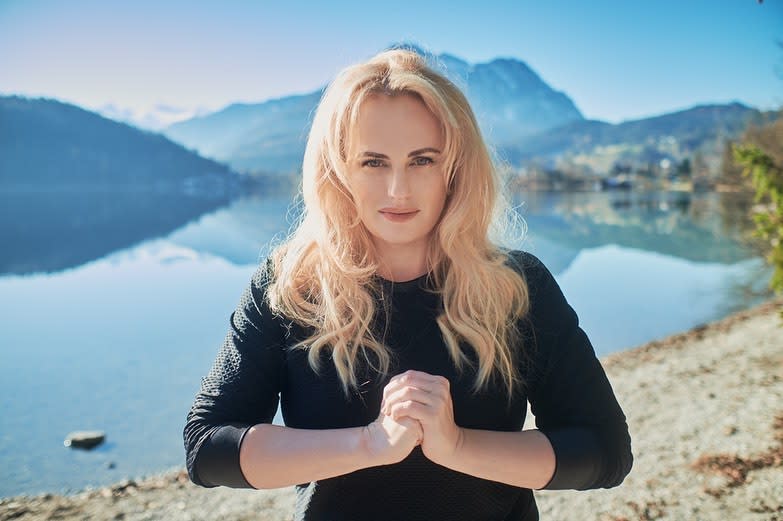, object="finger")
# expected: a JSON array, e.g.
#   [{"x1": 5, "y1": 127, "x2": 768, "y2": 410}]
[
  {"x1": 381, "y1": 383, "x2": 404, "y2": 413},
  {"x1": 381, "y1": 375, "x2": 418, "y2": 406},
  {"x1": 389, "y1": 380, "x2": 451, "y2": 408},
  {"x1": 388, "y1": 401, "x2": 428, "y2": 422},
  {"x1": 384, "y1": 382, "x2": 443, "y2": 414},
  {"x1": 382, "y1": 373, "x2": 449, "y2": 413},
  {"x1": 395, "y1": 416, "x2": 424, "y2": 444},
  {"x1": 388, "y1": 370, "x2": 439, "y2": 388},
  {"x1": 382, "y1": 377, "x2": 432, "y2": 408},
  {"x1": 383, "y1": 386, "x2": 435, "y2": 414}
]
